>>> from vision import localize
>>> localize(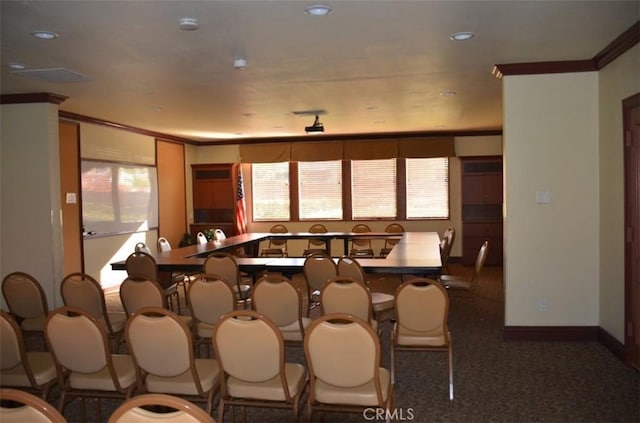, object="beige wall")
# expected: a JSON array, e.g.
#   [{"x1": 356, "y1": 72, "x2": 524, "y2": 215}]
[
  {"x1": 1, "y1": 102, "x2": 64, "y2": 309},
  {"x1": 598, "y1": 45, "x2": 640, "y2": 341},
  {"x1": 503, "y1": 72, "x2": 601, "y2": 326}
]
